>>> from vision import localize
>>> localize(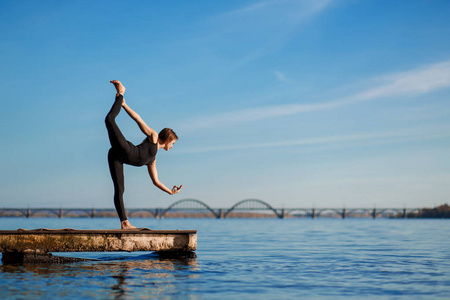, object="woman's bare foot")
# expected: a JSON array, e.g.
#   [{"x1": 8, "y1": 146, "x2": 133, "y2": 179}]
[
  {"x1": 121, "y1": 220, "x2": 136, "y2": 229},
  {"x1": 110, "y1": 80, "x2": 126, "y2": 96}
]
